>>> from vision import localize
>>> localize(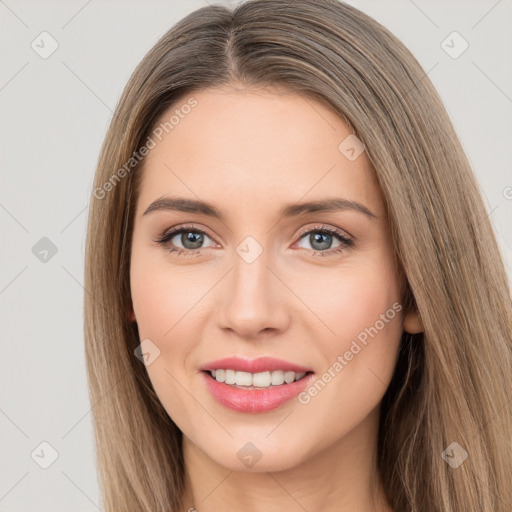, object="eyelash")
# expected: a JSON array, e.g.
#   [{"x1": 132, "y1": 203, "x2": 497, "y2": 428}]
[{"x1": 154, "y1": 223, "x2": 354, "y2": 258}]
